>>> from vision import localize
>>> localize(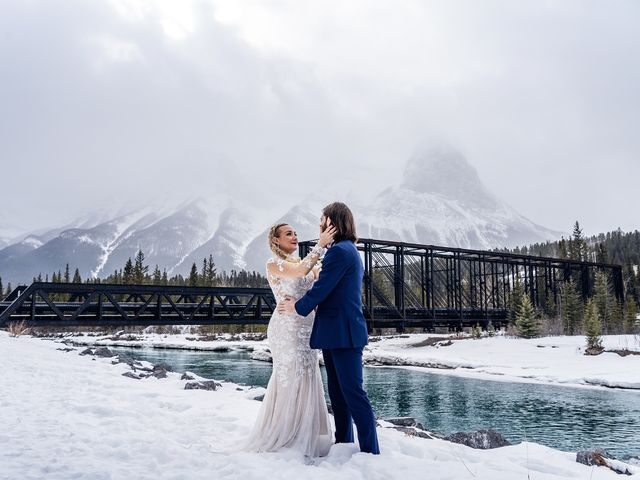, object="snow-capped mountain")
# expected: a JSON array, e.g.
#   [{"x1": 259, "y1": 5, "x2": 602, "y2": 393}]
[
  {"x1": 356, "y1": 144, "x2": 559, "y2": 249},
  {"x1": 0, "y1": 146, "x2": 562, "y2": 285}
]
